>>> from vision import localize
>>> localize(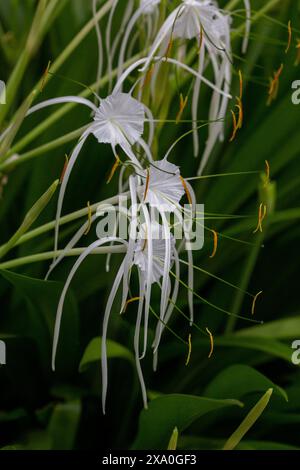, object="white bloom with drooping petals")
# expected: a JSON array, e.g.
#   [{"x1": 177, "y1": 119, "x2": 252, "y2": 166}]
[
  {"x1": 92, "y1": 92, "x2": 145, "y2": 147},
  {"x1": 142, "y1": 159, "x2": 185, "y2": 212}
]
